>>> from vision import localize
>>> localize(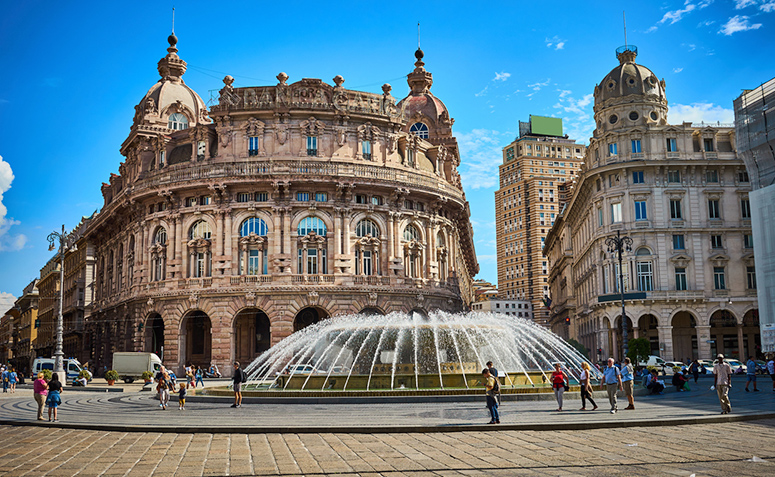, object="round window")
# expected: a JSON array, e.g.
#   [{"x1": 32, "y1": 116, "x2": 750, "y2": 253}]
[
  {"x1": 609, "y1": 114, "x2": 618, "y2": 124},
  {"x1": 650, "y1": 111, "x2": 658, "y2": 121},
  {"x1": 628, "y1": 78, "x2": 636, "y2": 85},
  {"x1": 629, "y1": 111, "x2": 639, "y2": 121}
]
